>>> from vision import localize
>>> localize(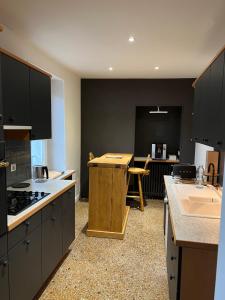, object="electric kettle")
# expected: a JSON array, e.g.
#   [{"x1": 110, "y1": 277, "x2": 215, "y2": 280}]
[{"x1": 32, "y1": 165, "x2": 49, "y2": 180}]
